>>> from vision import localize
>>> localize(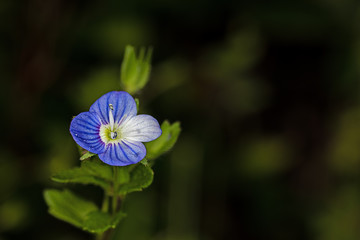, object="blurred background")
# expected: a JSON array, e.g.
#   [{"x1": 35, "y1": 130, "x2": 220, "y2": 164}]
[{"x1": 1, "y1": 0, "x2": 360, "y2": 239}]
